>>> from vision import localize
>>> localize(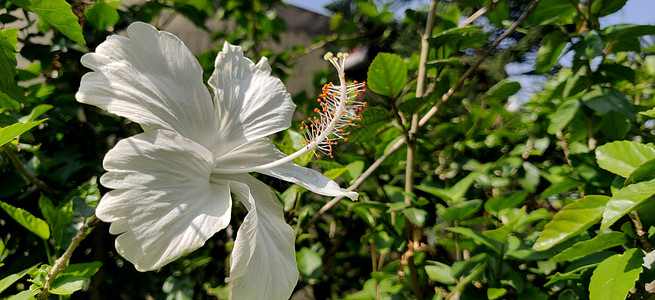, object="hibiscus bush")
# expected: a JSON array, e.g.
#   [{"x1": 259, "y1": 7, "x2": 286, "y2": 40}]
[{"x1": 2, "y1": 0, "x2": 655, "y2": 299}]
